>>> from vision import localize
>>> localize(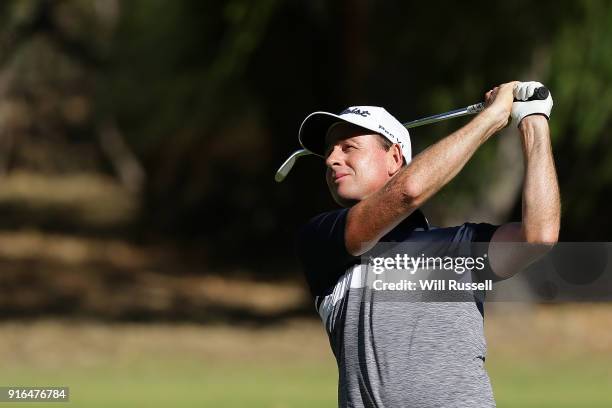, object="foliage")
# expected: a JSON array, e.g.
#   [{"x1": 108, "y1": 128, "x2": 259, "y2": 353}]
[{"x1": 0, "y1": 0, "x2": 610, "y2": 270}]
